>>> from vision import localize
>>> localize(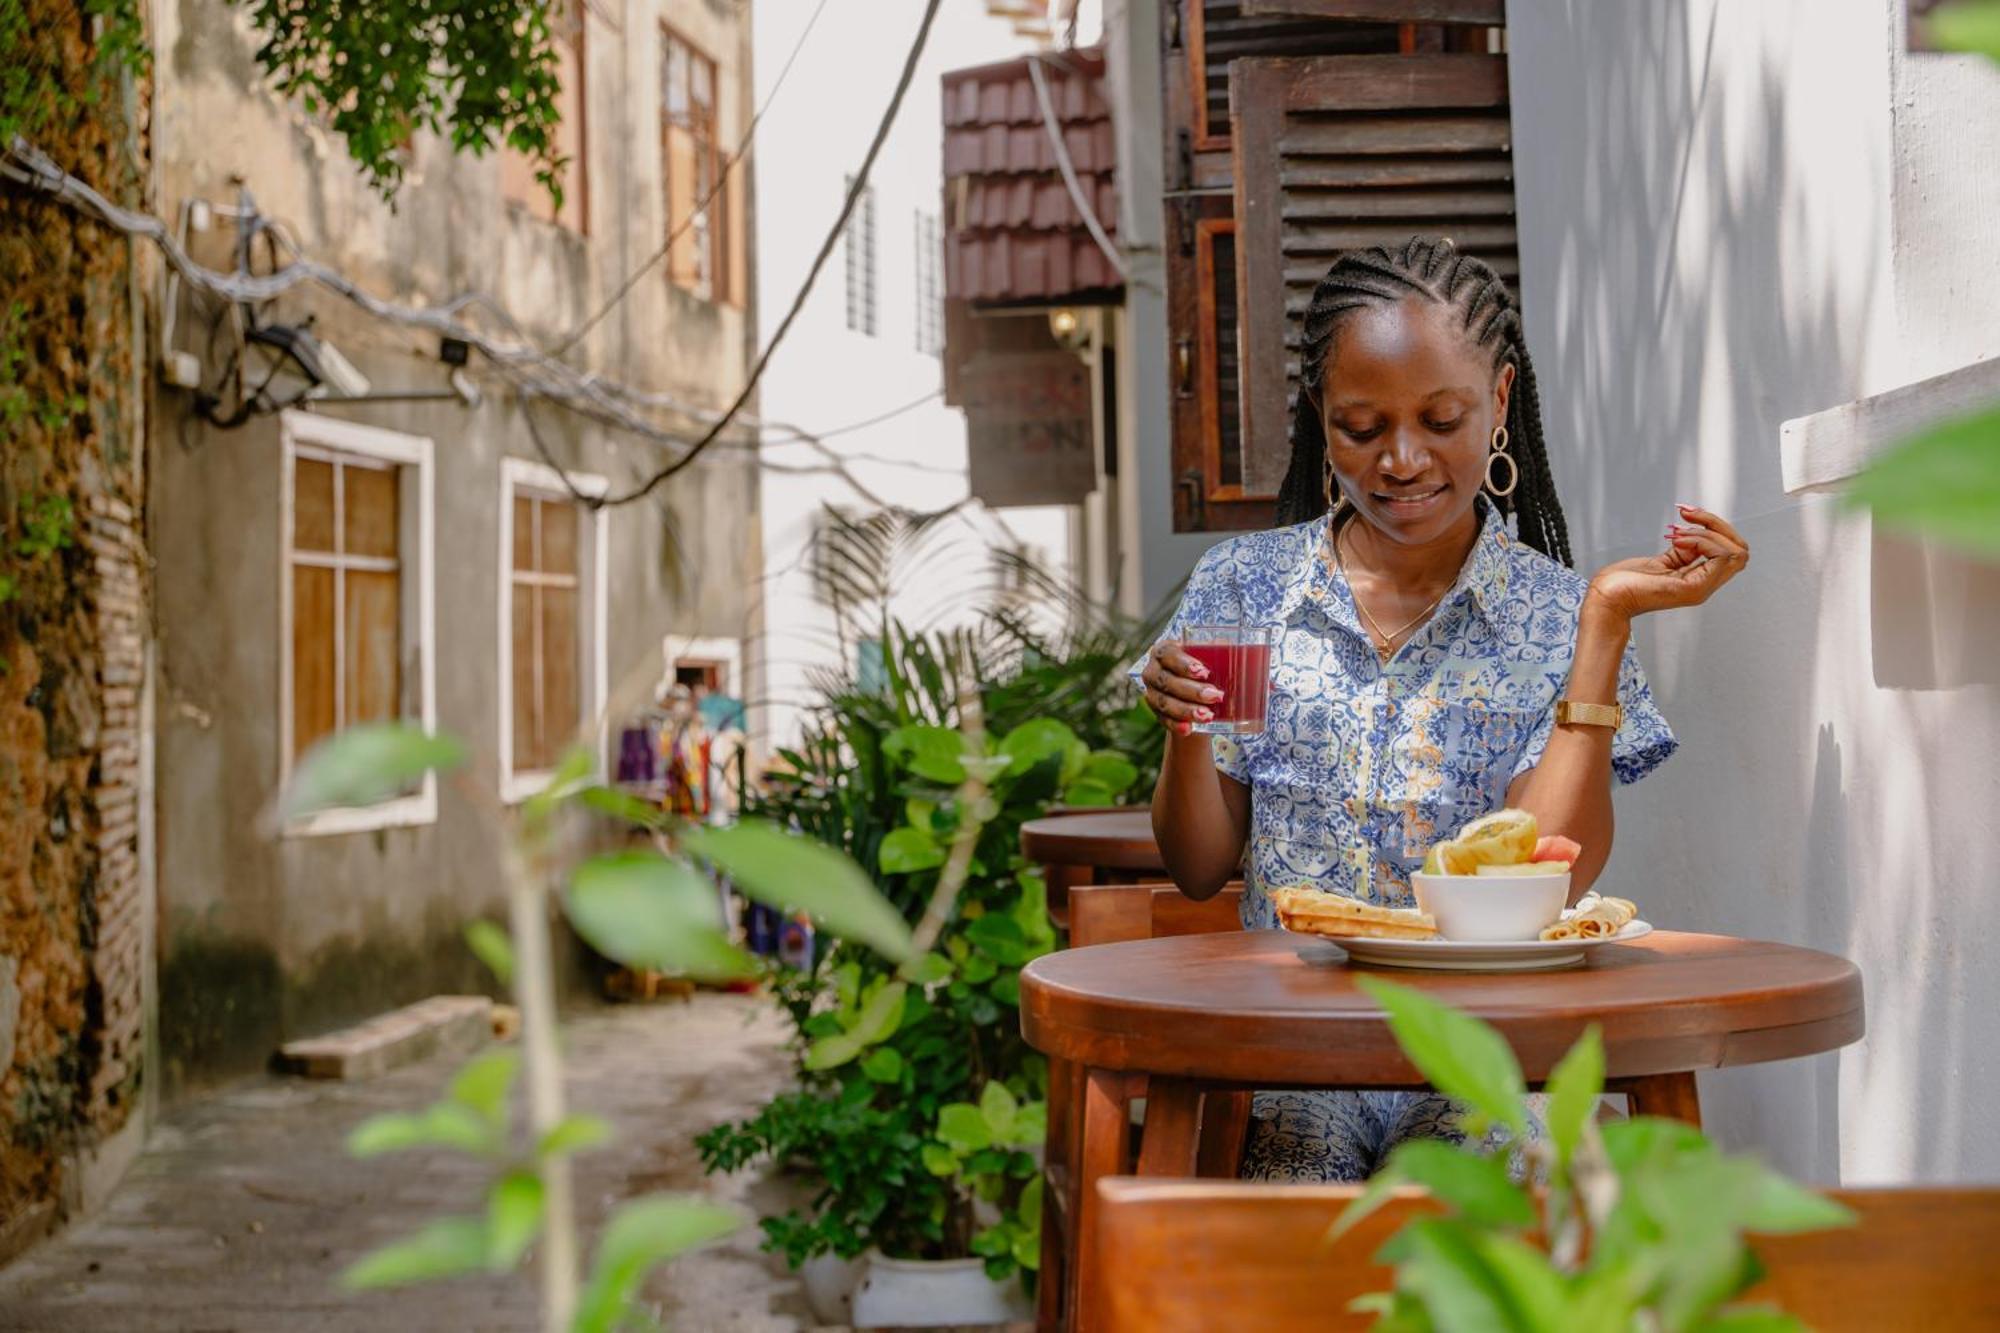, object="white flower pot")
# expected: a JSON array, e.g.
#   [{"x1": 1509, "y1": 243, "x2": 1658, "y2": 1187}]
[
  {"x1": 850, "y1": 1250, "x2": 1032, "y2": 1328},
  {"x1": 799, "y1": 1250, "x2": 867, "y2": 1325}
]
